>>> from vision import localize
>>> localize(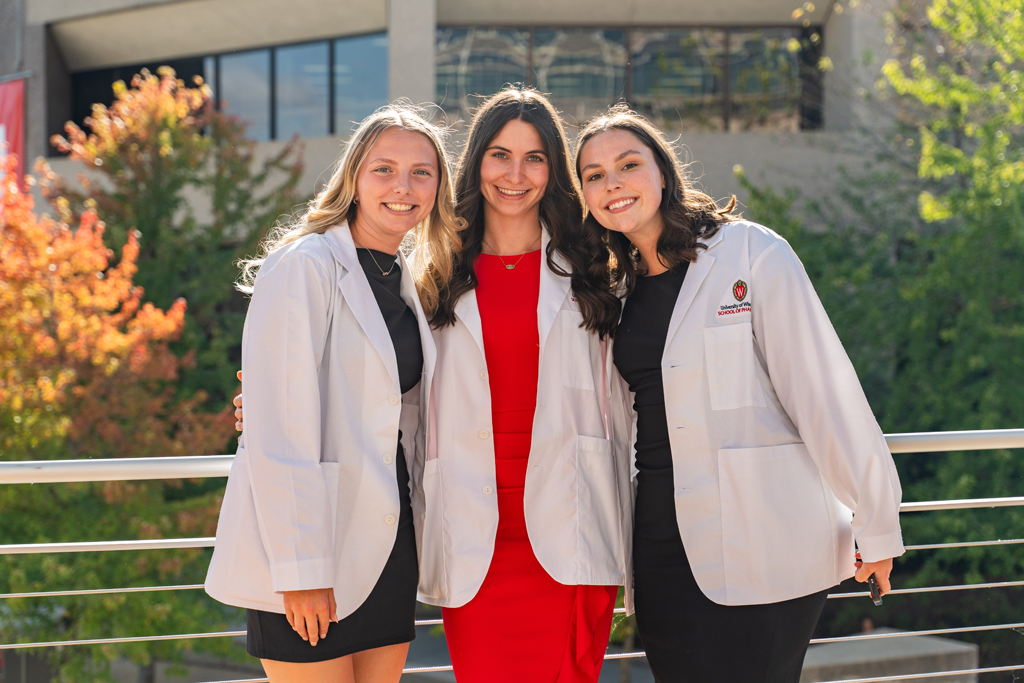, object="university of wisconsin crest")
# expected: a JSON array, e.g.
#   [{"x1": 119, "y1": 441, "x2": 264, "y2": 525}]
[{"x1": 733, "y1": 279, "x2": 748, "y2": 301}]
